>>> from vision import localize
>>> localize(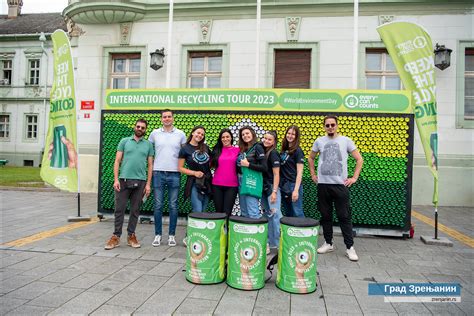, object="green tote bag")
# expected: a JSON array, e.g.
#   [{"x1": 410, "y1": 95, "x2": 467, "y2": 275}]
[{"x1": 239, "y1": 146, "x2": 263, "y2": 198}]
